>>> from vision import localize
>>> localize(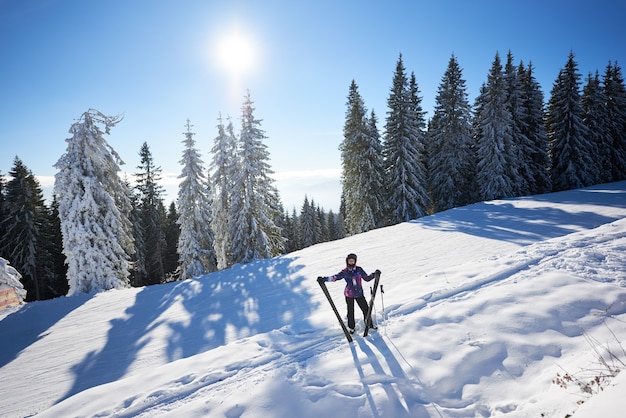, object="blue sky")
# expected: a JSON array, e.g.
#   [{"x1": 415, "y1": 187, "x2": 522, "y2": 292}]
[{"x1": 1, "y1": 0, "x2": 624, "y2": 212}]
